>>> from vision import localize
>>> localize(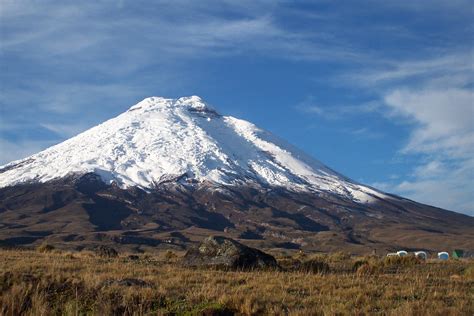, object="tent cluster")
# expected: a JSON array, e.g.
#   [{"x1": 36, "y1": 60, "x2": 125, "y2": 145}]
[
  {"x1": 386, "y1": 250, "x2": 417, "y2": 258},
  {"x1": 386, "y1": 250, "x2": 408, "y2": 257},
  {"x1": 385, "y1": 249, "x2": 465, "y2": 260}
]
